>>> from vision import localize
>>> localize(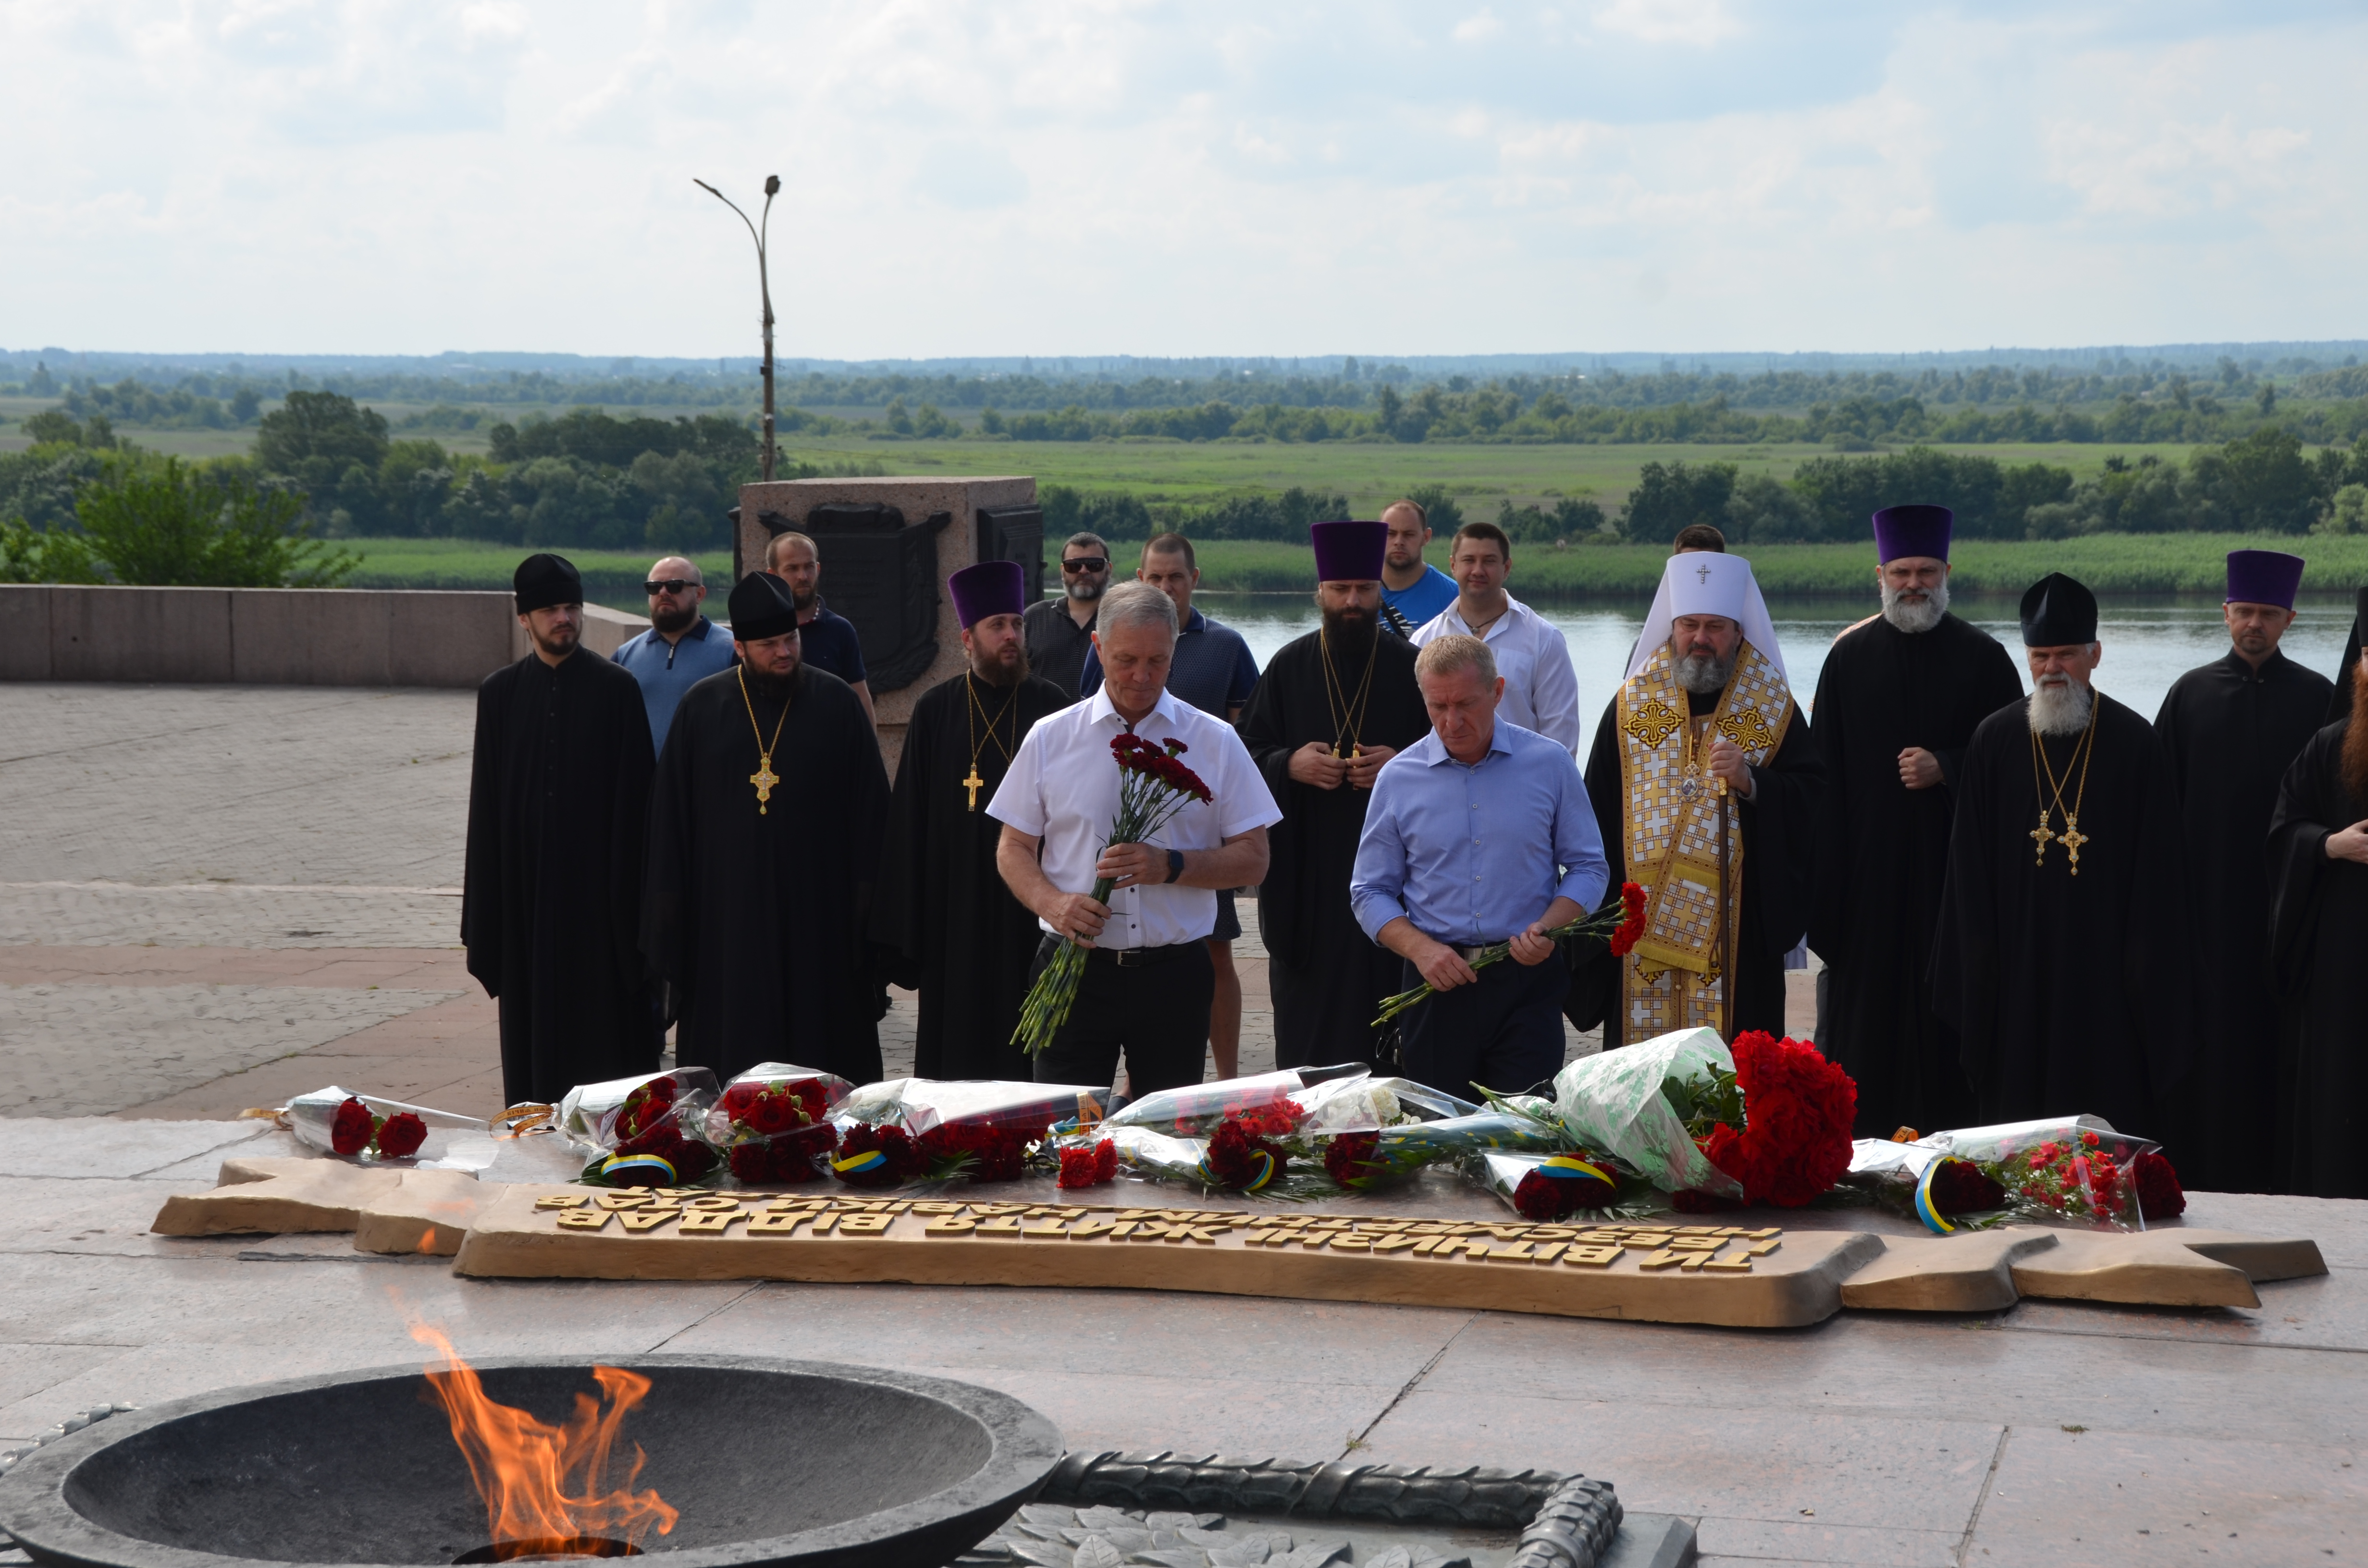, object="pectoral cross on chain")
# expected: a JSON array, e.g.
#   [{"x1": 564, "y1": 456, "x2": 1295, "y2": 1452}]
[
  {"x1": 2057, "y1": 816, "x2": 2087, "y2": 876},
  {"x1": 962, "y1": 764, "x2": 985, "y2": 810},
  {"x1": 2029, "y1": 808, "x2": 2053, "y2": 866},
  {"x1": 750, "y1": 755, "x2": 780, "y2": 815}
]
